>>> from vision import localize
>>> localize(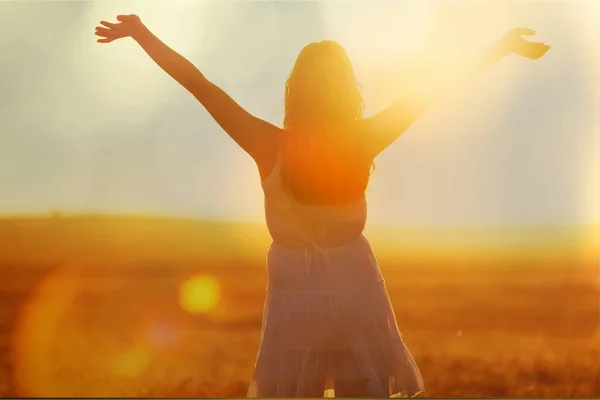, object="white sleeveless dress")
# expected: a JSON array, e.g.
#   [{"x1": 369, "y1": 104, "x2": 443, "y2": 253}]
[{"x1": 246, "y1": 154, "x2": 425, "y2": 398}]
